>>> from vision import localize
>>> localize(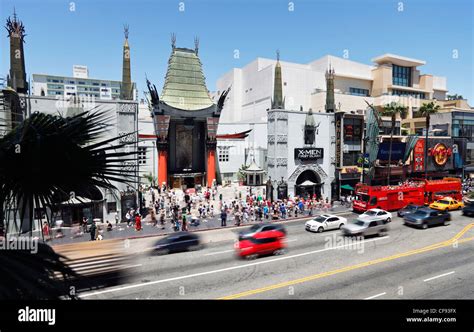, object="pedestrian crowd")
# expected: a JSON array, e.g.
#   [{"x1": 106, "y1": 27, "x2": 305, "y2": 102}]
[
  {"x1": 39, "y1": 184, "x2": 348, "y2": 242},
  {"x1": 140, "y1": 184, "x2": 338, "y2": 231}
]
